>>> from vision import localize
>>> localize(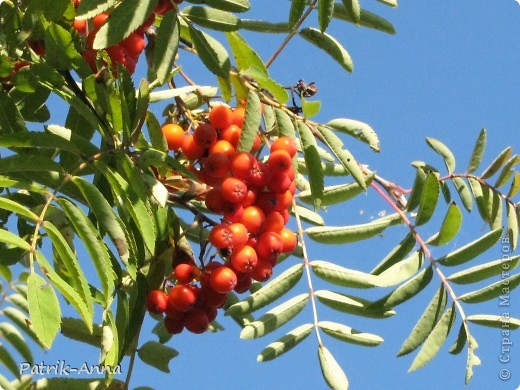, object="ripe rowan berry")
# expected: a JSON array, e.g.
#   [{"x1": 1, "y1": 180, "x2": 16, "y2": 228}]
[
  {"x1": 221, "y1": 177, "x2": 248, "y2": 203},
  {"x1": 209, "y1": 224, "x2": 234, "y2": 249},
  {"x1": 230, "y1": 245, "x2": 258, "y2": 273},
  {"x1": 162, "y1": 123, "x2": 185, "y2": 151},
  {"x1": 209, "y1": 266, "x2": 238, "y2": 293},
  {"x1": 193, "y1": 123, "x2": 217, "y2": 148},
  {"x1": 183, "y1": 308, "x2": 209, "y2": 334},
  {"x1": 168, "y1": 284, "x2": 197, "y2": 312},
  {"x1": 209, "y1": 105, "x2": 234, "y2": 130},
  {"x1": 146, "y1": 290, "x2": 168, "y2": 314},
  {"x1": 271, "y1": 136, "x2": 298, "y2": 158}
]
